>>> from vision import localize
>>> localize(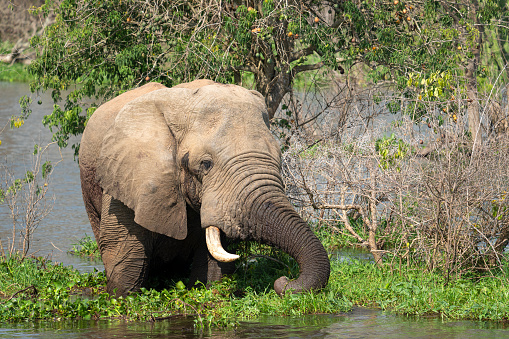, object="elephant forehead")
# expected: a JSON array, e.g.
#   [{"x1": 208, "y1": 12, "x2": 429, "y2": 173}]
[
  {"x1": 195, "y1": 102, "x2": 262, "y2": 128},
  {"x1": 194, "y1": 89, "x2": 266, "y2": 128}
]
